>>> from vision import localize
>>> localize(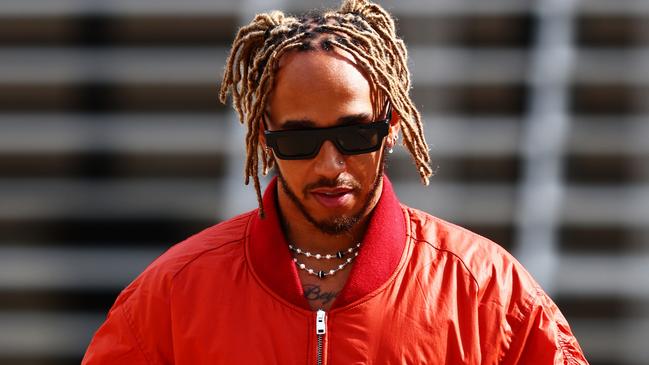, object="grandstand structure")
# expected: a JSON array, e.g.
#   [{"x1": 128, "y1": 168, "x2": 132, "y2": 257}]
[{"x1": 1, "y1": 0, "x2": 648, "y2": 364}]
